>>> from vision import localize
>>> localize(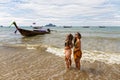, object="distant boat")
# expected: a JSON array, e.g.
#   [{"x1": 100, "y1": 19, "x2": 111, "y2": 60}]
[
  {"x1": 10, "y1": 22, "x2": 50, "y2": 37},
  {"x1": 63, "y1": 26, "x2": 72, "y2": 28},
  {"x1": 99, "y1": 26, "x2": 106, "y2": 28},
  {"x1": 31, "y1": 22, "x2": 43, "y2": 29},
  {"x1": 82, "y1": 26, "x2": 90, "y2": 28},
  {"x1": 32, "y1": 26, "x2": 43, "y2": 29},
  {"x1": 45, "y1": 23, "x2": 56, "y2": 27}
]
